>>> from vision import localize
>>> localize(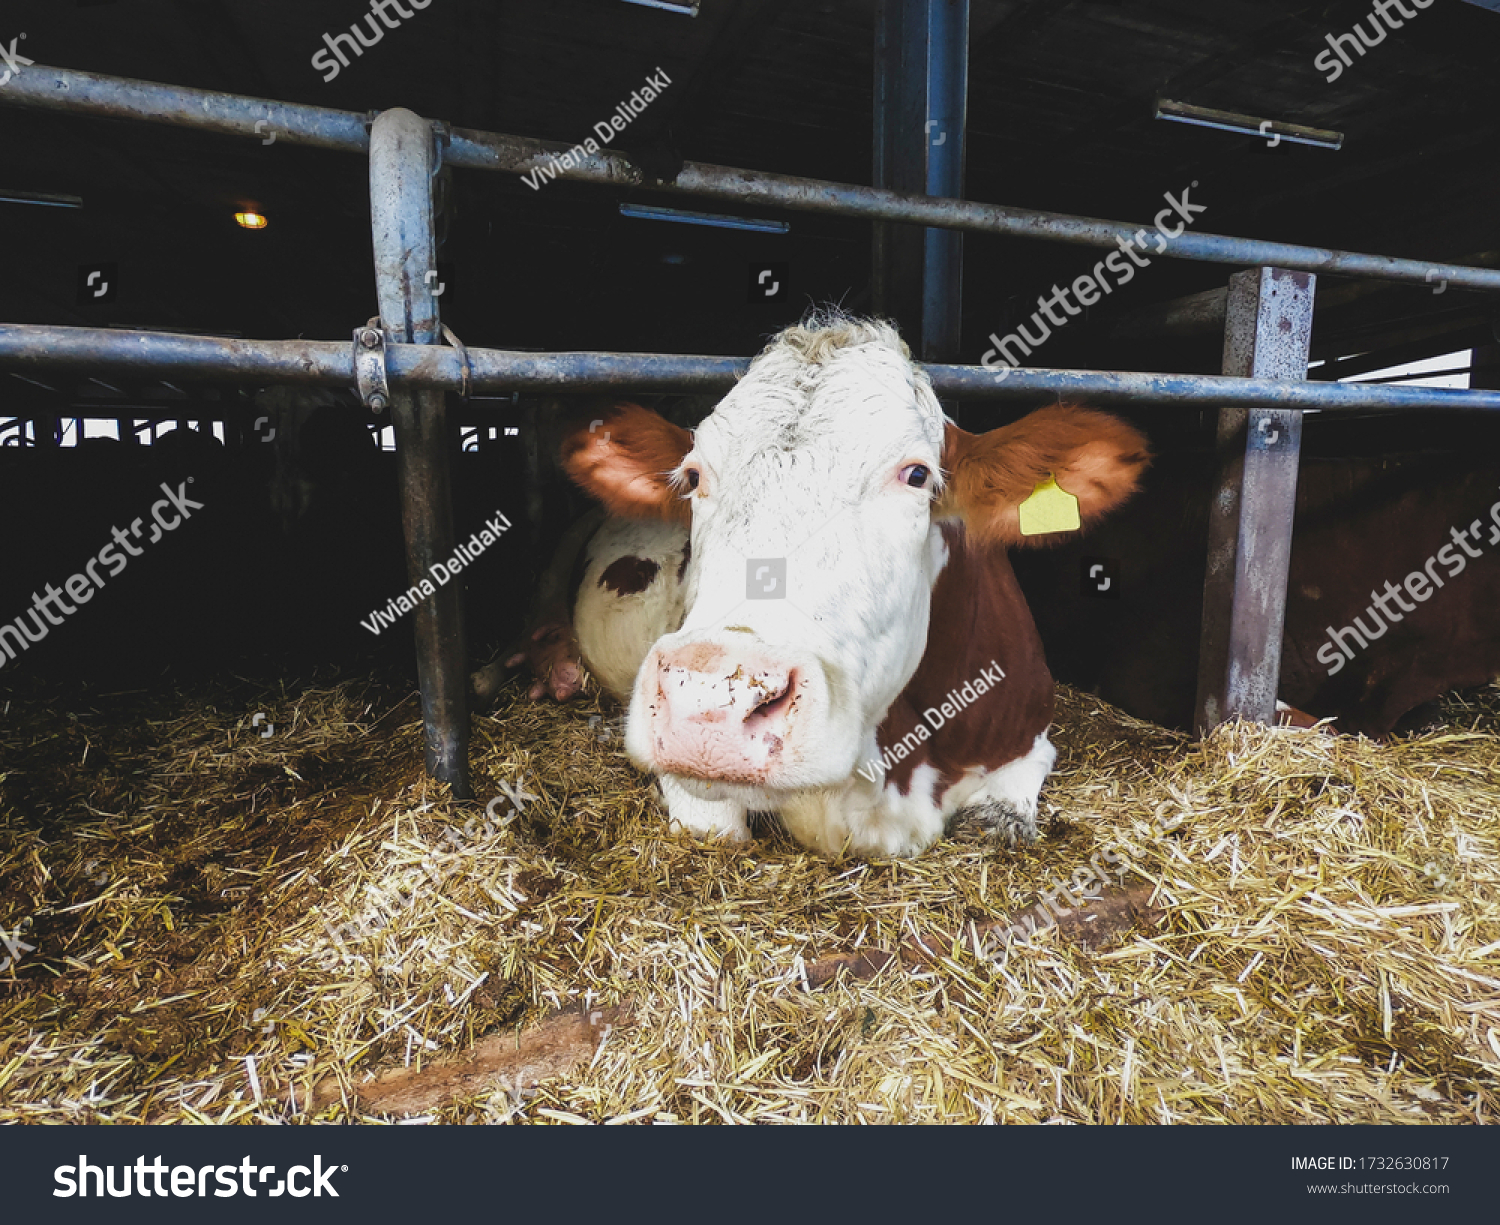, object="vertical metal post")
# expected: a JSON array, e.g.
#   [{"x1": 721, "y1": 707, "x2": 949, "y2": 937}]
[
  {"x1": 1471, "y1": 342, "x2": 1500, "y2": 391},
  {"x1": 33, "y1": 411, "x2": 58, "y2": 448},
  {"x1": 1194, "y1": 267, "x2": 1316, "y2": 733},
  {"x1": 224, "y1": 390, "x2": 246, "y2": 450},
  {"x1": 873, "y1": 0, "x2": 969, "y2": 364},
  {"x1": 12, "y1": 377, "x2": 61, "y2": 447},
  {"x1": 370, "y1": 108, "x2": 471, "y2": 798},
  {"x1": 522, "y1": 399, "x2": 547, "y2": 555}
]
